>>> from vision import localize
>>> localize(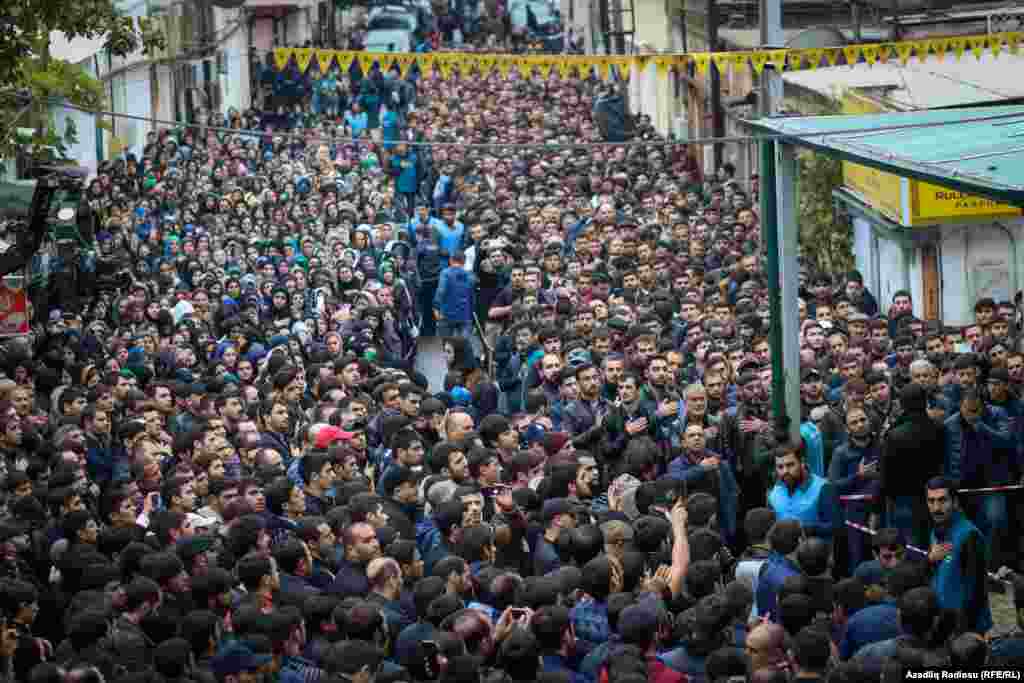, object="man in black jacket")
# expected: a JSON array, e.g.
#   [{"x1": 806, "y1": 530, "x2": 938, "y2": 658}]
[{"x1": 880, "y1": 384, "x2": 946, "y2": 548}]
